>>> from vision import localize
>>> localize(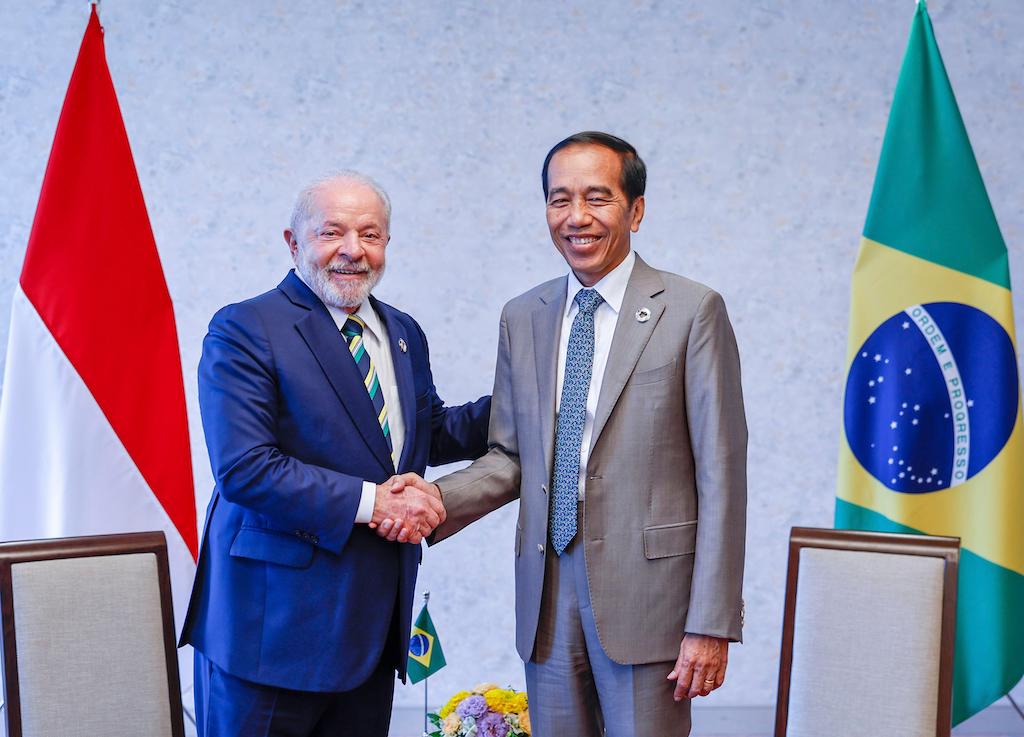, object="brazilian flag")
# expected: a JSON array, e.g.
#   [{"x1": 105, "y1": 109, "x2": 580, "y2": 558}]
[
  {"x1": 407, "y1": 603, "x2": 446, "y2": 684},
  {"x1": 837, "y1": 0, "x2": 1024, "y2": 724}
]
